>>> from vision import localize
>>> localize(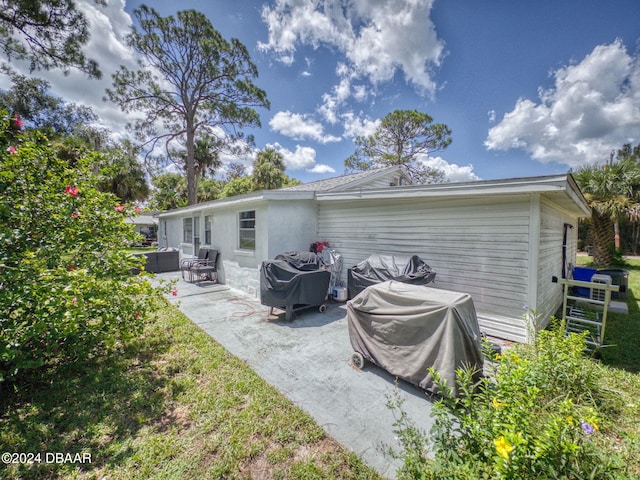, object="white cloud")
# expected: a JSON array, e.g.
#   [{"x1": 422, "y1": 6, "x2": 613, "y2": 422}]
[
  {"x1": 269, "y1": 110, "x2": 341, "y2": 143},
  {"x1": 418, "y1": 155, "x2": 480, "y2": 183},
  {"x1": 308, "y1": 163, "x2": 336, "y2": 174},
  {"x1": 486, "y1": 40, "x2": 640, "y2": 168},
  {"x1": 341, "y1": 113, "x2": 379, "y2": 138},
  {"x1": 267, "y1": 142, "x2": 318, "y2": 171},
  {"x1": 259, "y1": 0, "x2": 445, "y2": 97}
]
